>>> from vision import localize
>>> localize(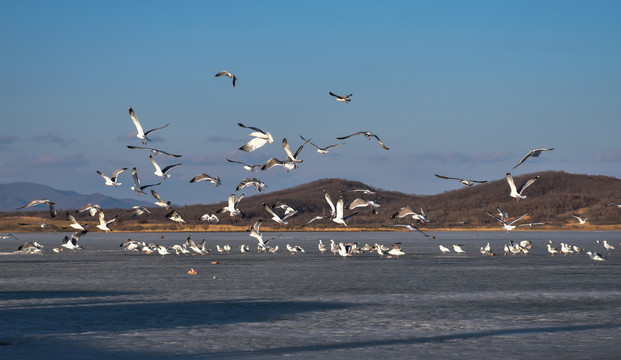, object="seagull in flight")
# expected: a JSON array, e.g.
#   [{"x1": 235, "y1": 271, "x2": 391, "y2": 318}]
[
  {"x1": 331, "y1": 196, "x2": 358, "y2": 226},
  {"x1": 215, "y1": 70, "x2": 237, "y2": 87},
  {"x1": 299, "y1": 135, "x2": 344, "y2": 154},
  {"x1": 216, "y1": 193, "x2": 245, "y2": 218},
  {"x1": 151, "y1": 189, "x2": 171, "y2": 209},
  {"x1": 236, "y1": 178, "x2": 266, "y2": 192},
  {"x1": 506, "y1": 172, "x2": 539, "y2": 201},
  {"x1": 329, "y1": 91, "x2": 352, "y2": 103},
  {"x1": 572, "y1": 215, "x2": 588, "y2": 224},
  {"x1": 66, "y1": 212, "x2": 87, "y2": 231},
  {"x1": 128, "y1": 106, "x2": 169, "y2": 145},
  {"x1": 97, "y1": 168, "x2": 128, "y2": 187},
  {"x1": 190, "y1": 173, "x2": 221, "y2": 187},
  {"x1": 381, "y1": 223, "x2": 435, "y2": 238},
  {"x1": 126, "y1": 145, "x2": 182, "y2": 157},
  {"x1": 150, "y1": 155, "x2": 182, "y2": 179},
  {"x1": 16, "y1": 199, "x2": 57, "y2": 218},
  {"x1": 484, "y1": 210, "x2": 529, "y2": 232},
  {"x1": 96, "y1": 210, "x2": 117, "y2": 233},
  {"x1": 130, "y1": 167, "x2": 161, "y2": 195},
  {"x1": 434, "y1": 174, "x2": 487, "y2": 187},
  {"x1": 337, "y1": 131, "x2": 389, "y2": 150},
  {"x1": 263, "y1": 203, "x2": 289, "y2": 225},
  {"x1": 226, "y1": 158, "x2": 262, "y2": 172},
  {"x1": 512, "y1": 148, "x2": 554, "y2": 169},
  {"x1": 347, "y1": 198, "x2": 380, "y2": 214},
  {"x1": 238, "y1": 123, "x2": 274, "y2": 152}
]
